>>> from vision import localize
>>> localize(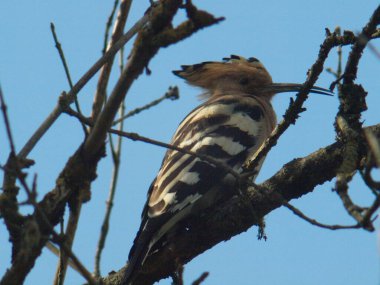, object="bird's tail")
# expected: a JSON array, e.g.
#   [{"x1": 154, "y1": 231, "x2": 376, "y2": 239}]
[{"x1": 122, "y1": 227, "x2": 152, "y2": 284}]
